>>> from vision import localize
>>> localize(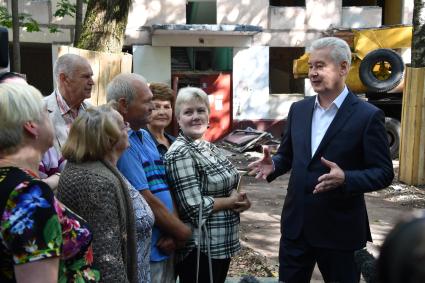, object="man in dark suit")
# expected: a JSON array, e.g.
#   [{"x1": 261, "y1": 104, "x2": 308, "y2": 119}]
[{"x1": 248, "y1": 37, "x2": 394, "y2": 283}]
